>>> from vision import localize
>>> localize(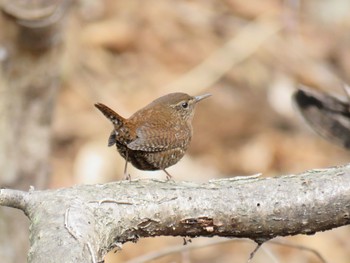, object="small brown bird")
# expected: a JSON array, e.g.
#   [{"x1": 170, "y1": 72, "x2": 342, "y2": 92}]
[{"x1": 95, "y1": 92, "x2": 211, "y2": 180}]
